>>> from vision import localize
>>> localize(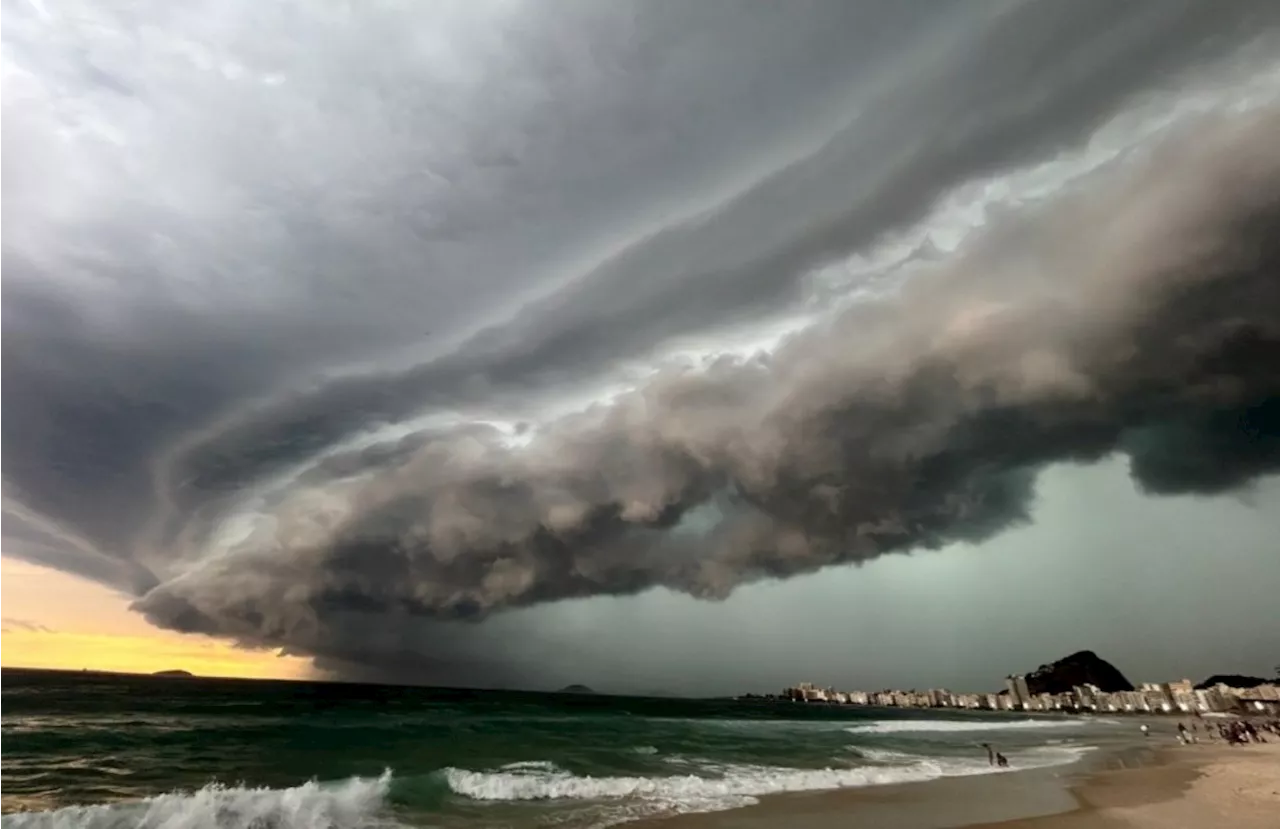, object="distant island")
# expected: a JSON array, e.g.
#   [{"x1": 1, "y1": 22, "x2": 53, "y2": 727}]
[
  {"x1": 151, "y1": 670, "x2": 194, "y2": 678},
  {"x1": 558, "y1": 684, "x2": 597, "y2": 694}
]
